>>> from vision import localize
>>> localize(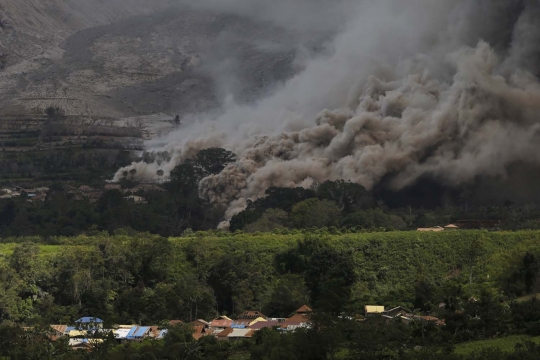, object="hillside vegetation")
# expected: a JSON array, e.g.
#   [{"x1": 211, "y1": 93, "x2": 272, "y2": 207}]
[
  {"x1": 2, "y1": 230, "x2": 540, "y2": 359},
  {"x1": 2, "y1": 230, "x2": 540, "y2": 322}
]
